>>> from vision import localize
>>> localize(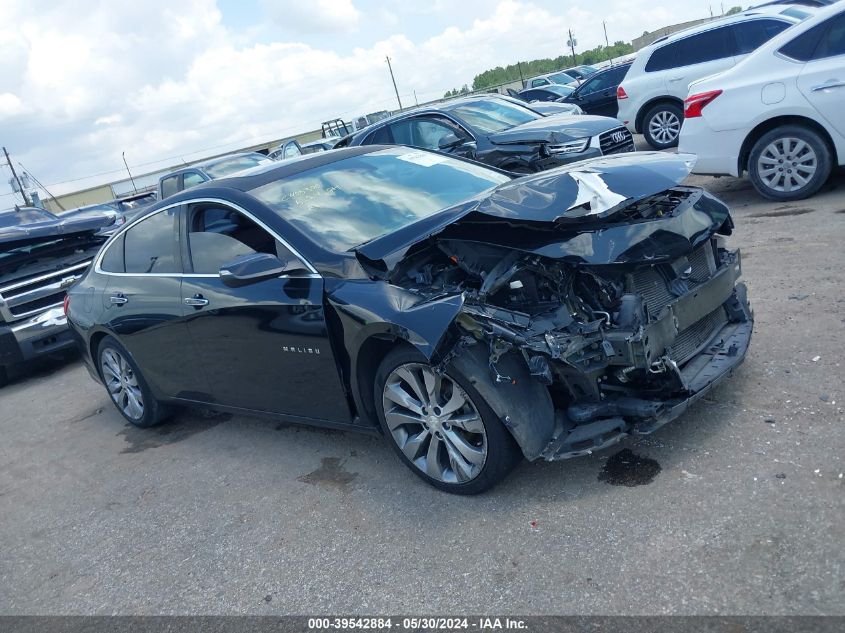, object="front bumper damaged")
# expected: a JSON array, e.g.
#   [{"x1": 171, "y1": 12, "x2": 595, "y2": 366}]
[{"x1": 444, "y1": 252, "x2": 753, "y2": 463}]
